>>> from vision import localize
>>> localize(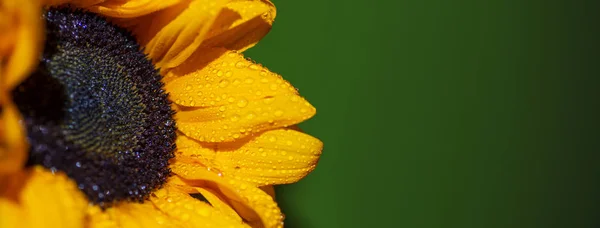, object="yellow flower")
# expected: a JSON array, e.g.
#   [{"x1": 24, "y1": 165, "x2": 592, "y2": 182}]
[{"x1": 0, "y1": 0, "x2": 322, "y2": 227}]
